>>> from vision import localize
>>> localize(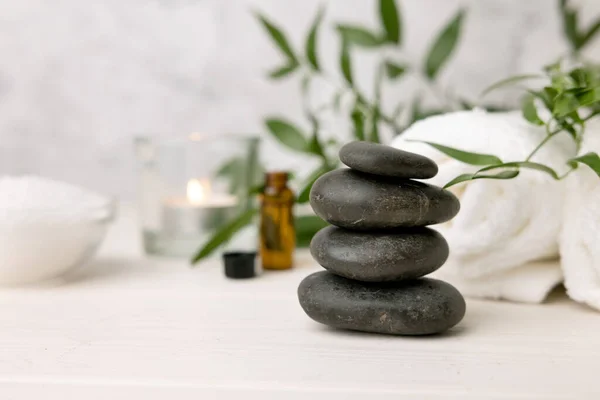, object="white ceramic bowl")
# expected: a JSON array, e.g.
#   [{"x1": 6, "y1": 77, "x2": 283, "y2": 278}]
[{"x1": 0, "y1": 200, "x2": 115, "y2": 286}]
